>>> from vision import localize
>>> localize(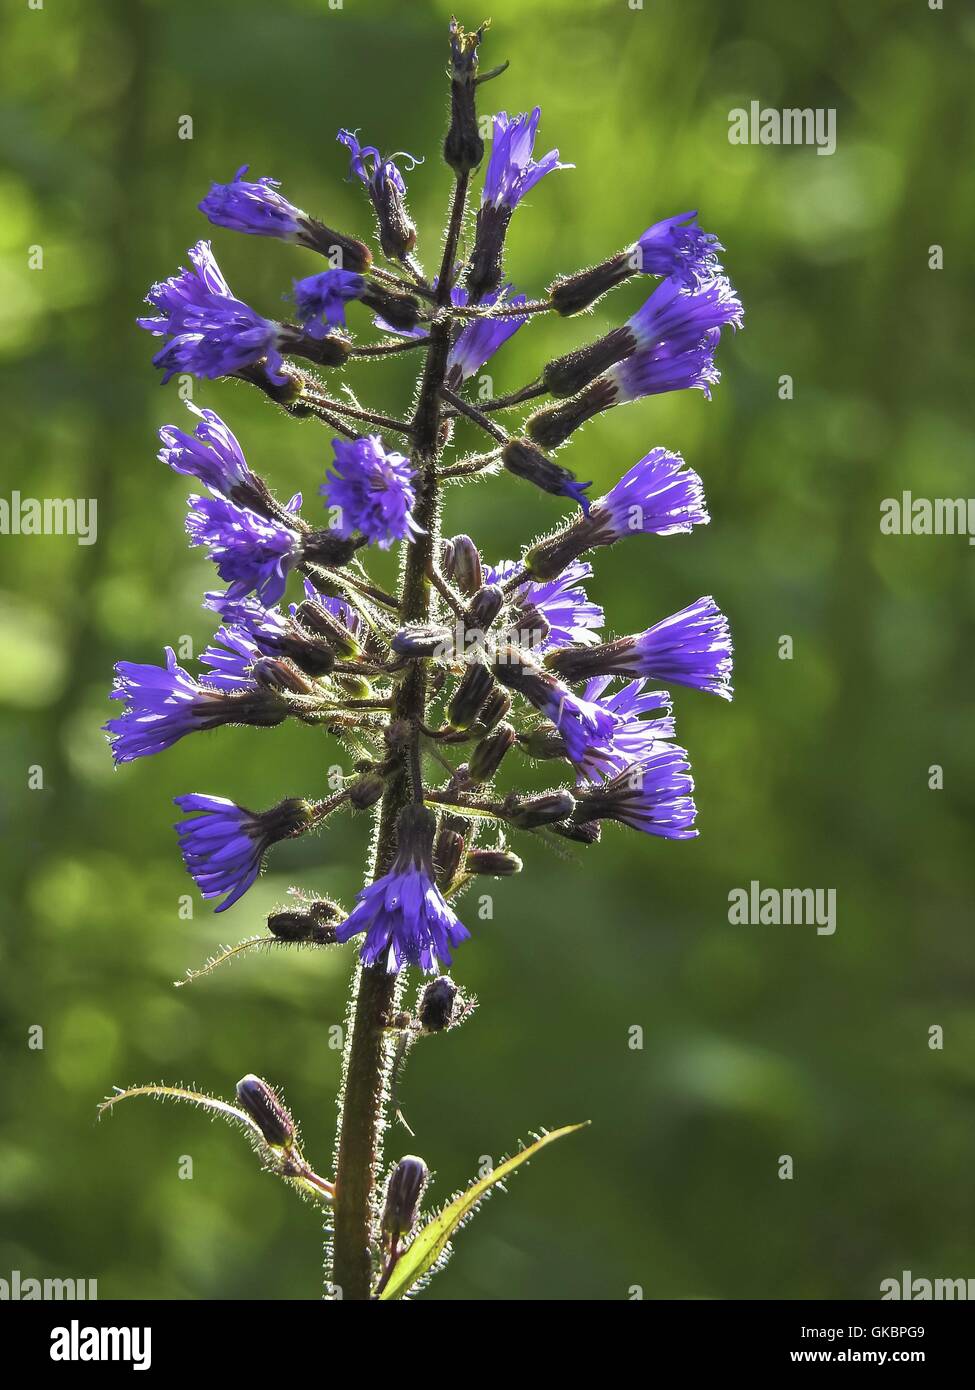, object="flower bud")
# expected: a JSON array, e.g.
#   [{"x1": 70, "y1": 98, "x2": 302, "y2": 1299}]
[
  {"x1": 447, "y1": 662, "x2": 494, "y2": 728},
  {"x1": 301, "y1": 528, "x2": 361, "y2": 567},
  {"x1": 392, "y1": 624, "x2": 453, "y2": 658},
  {"x1": 476, "y1": 687, "x2": 511, "y2": 732},
  {"x1": 443, "y1": 533, "x2": 483, "y2": 596},
  {"x1": 295, "y1": 599, "x2": 361, "y2": 658},
  {"x1": 267, "y1": 906, "x2": 338, "y2": 943},
  {"x1": 465, "y1": 848, "x2": 522, "y2": 876},
  {"x1": 236, "y1": 1075, "x2": 295, "y2": 1149},
  {"x1": 418, "y1": 975, "x2": 458, "y2": 1032},
  {"x1": 469, "y1": 722, "x2": 517, "y2": 783},
  {"x1": 518, "y1": 725, "x2": 566, "y2": 760},
  {"x1": 381, "y1": 1156, "x2": 429, "y2": 1242},
  {"x1": 253, "y1": 656, "x2": 315, "y2": 695},
  {"x1": 360, "y1": 283, "x2": 423, "y2": 331},
  {"x1": 502, "y1": 438, "x2": 591, "y2": 511},
  {"x1": 506, "y1": 789, "x2": 576, "y2": 829},
  {"x1": 466, "y1": 584, "x2": 504, "y2": 632},
  {"x1": 349, "y1": 770, "x2": 385, "y2": 810},
  {"x1": 433, "y1": 826, "x2": 465, "y2": 889},
  {"x1": 507, "y1": 603, "x2": 550, "y2": 649}
]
